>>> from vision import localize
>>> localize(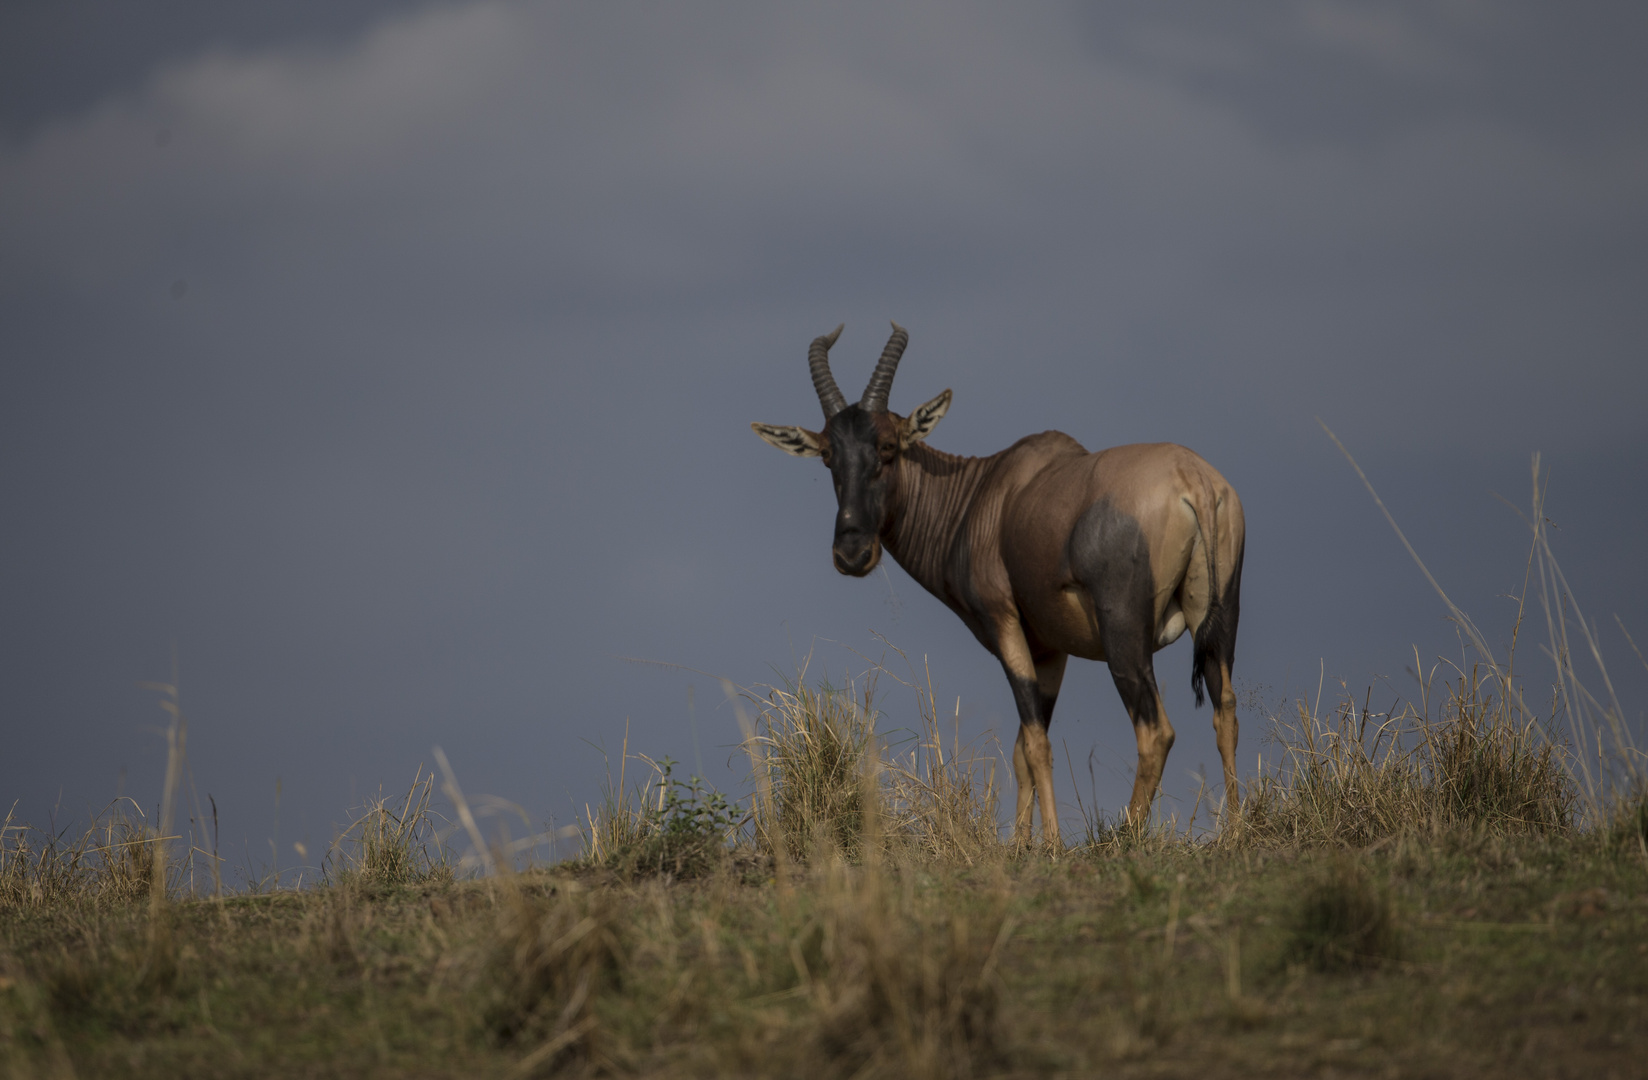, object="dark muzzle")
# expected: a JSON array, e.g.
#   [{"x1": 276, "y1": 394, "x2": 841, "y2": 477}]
[
  {"x1": 832, "y1": 502, "x2": 881, "y2": 576},
  {"x1": 832, "y1": 533, "x2": 880, "y2": 576}
]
